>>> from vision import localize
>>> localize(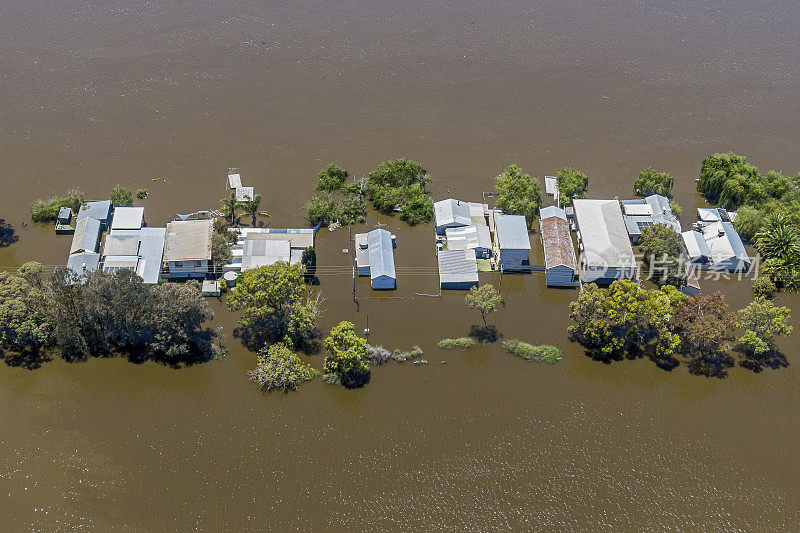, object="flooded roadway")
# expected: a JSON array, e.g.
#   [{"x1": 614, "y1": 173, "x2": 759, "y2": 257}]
[{"x1": 0, "y1": 1, "x2": 799, "y2": 530}]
